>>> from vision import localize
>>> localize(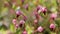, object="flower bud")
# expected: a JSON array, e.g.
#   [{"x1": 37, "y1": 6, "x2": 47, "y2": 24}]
[
  {"x1": 41, "y1": 7, "x2": 47, "y2": 15},
  {"x1": 19, "y1": 20, "x2": 25, "y2": 27},
  {"x1": 37, "y1": 5, "x2": 42, "y2": 11},
  {"x1": 50, "y1": 13, "x2": 57, "y2": 20},
  {"x1": 12, "y1": 19, "x2": 16, "y2": 25},
  {"x1": 19, "y1": 20, "x2": 25, "y2": 24},
  {"x1": 15, "y1": 24, "x2": 19, "y2": 29},
  {"x1": 24, "y1": 4, "x2": 28, "y2": 10},
  {"x1": 37, "y1": 26, "x2": 43, "y2": 32},
  {"x1": 16, "y1": 10, "x2": 22, "y2": 17},
  {"x1": 50, "y1": 23, "x2": 56, "y2": 30}
]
